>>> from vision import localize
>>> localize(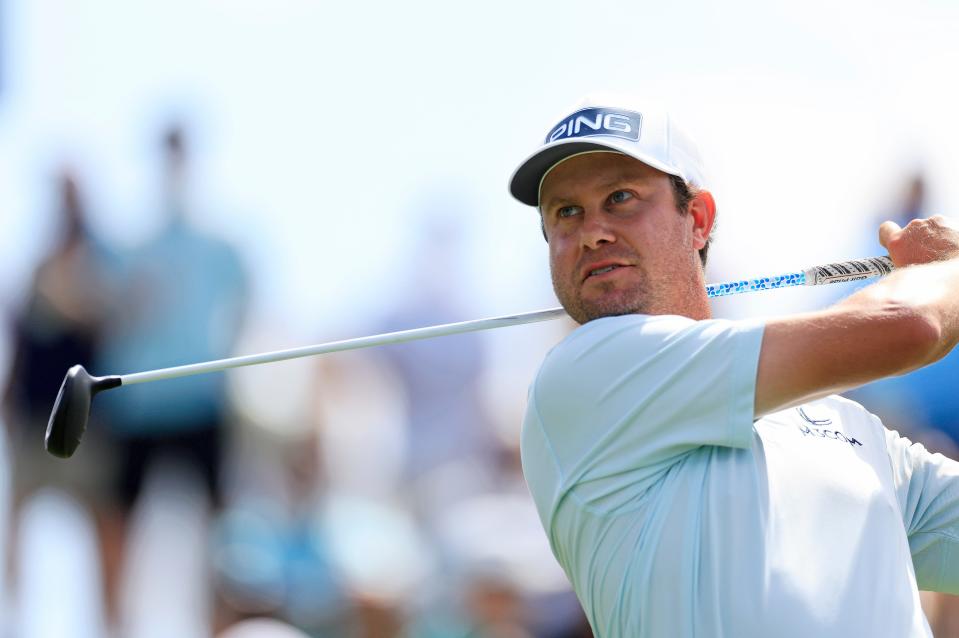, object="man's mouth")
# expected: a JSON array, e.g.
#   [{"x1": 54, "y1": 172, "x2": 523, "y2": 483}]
[
  {"x1": 589, "y1": 265, "x2": 620, "y2": 276},
  {"x1": 583, "y1": 263, "x2": 630, "y2": 281}
]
